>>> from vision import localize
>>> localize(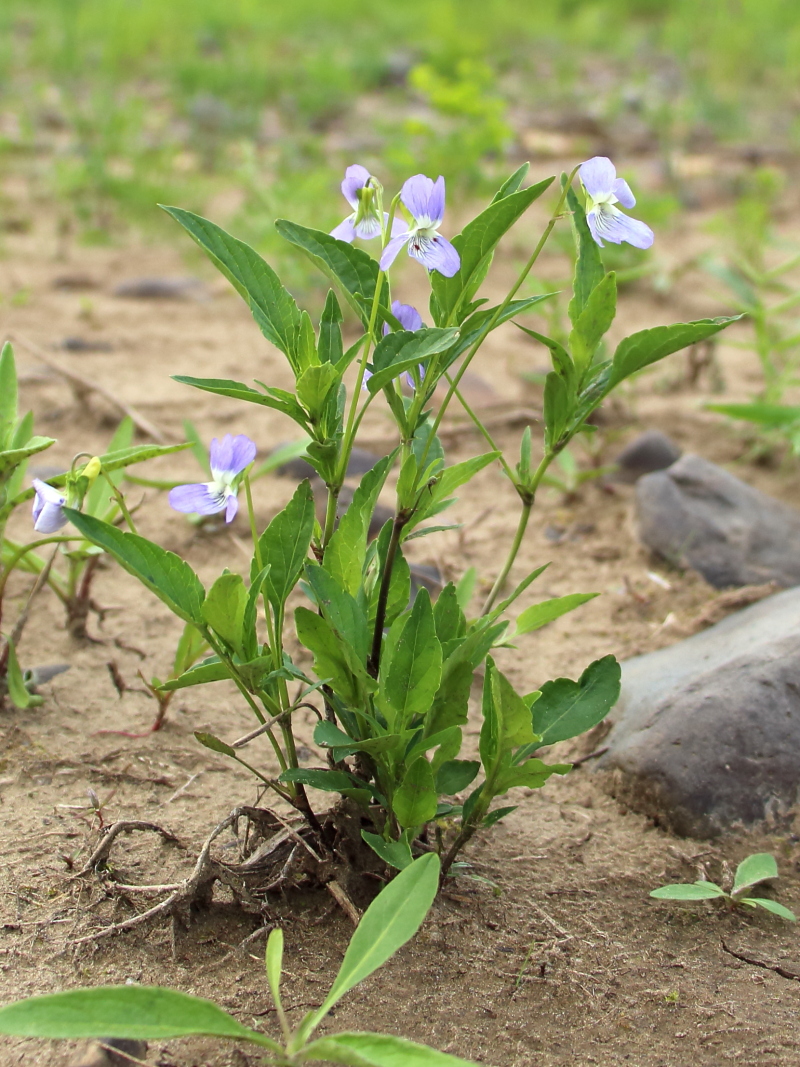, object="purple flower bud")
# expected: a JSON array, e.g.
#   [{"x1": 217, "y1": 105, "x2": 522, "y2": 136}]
[
  {"x1": 331, "y1": 164, "x2": 405, "y2": 243},
  {"x1": 31, "y1": 479, "x2": 68, "y2": 534}
]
